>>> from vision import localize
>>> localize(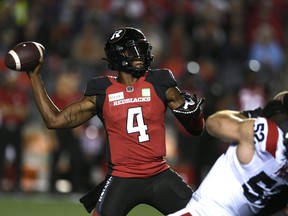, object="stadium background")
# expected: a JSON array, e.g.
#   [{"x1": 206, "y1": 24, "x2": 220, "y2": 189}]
[{"x1": 0, "y1": 0, "x2": 288, "y2": 215}]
